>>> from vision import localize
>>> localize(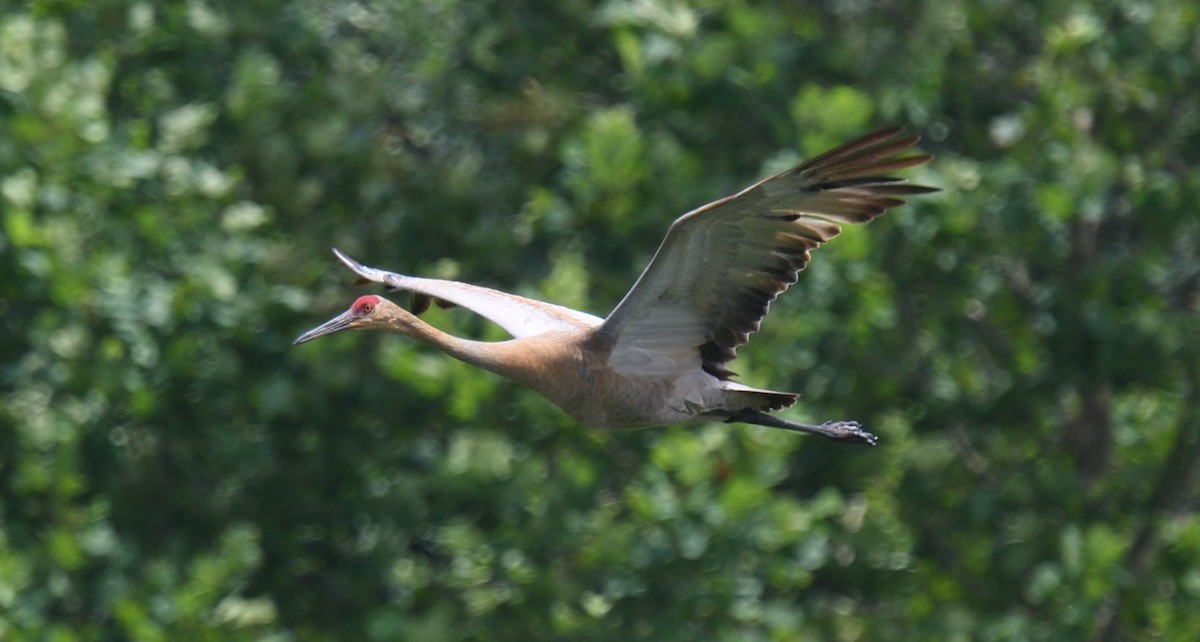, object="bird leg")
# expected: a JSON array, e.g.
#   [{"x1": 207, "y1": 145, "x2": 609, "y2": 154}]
[{"x1": 724, "y1": 409, "x2": 878, "y2": 446}]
